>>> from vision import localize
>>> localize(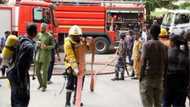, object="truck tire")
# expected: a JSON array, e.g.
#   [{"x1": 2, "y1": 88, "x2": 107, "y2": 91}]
[{"x1": 95, "y1": 37, "x2": 109, "y2": 54}]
